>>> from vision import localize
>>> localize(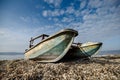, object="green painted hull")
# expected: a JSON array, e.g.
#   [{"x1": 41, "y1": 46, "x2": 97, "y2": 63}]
[
  {"x1": 66, "y1": 42, "x2": 102, "y2": 58},
  {"x1": 24, "y1": 29, "x2": 78, "y2": 62}
]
